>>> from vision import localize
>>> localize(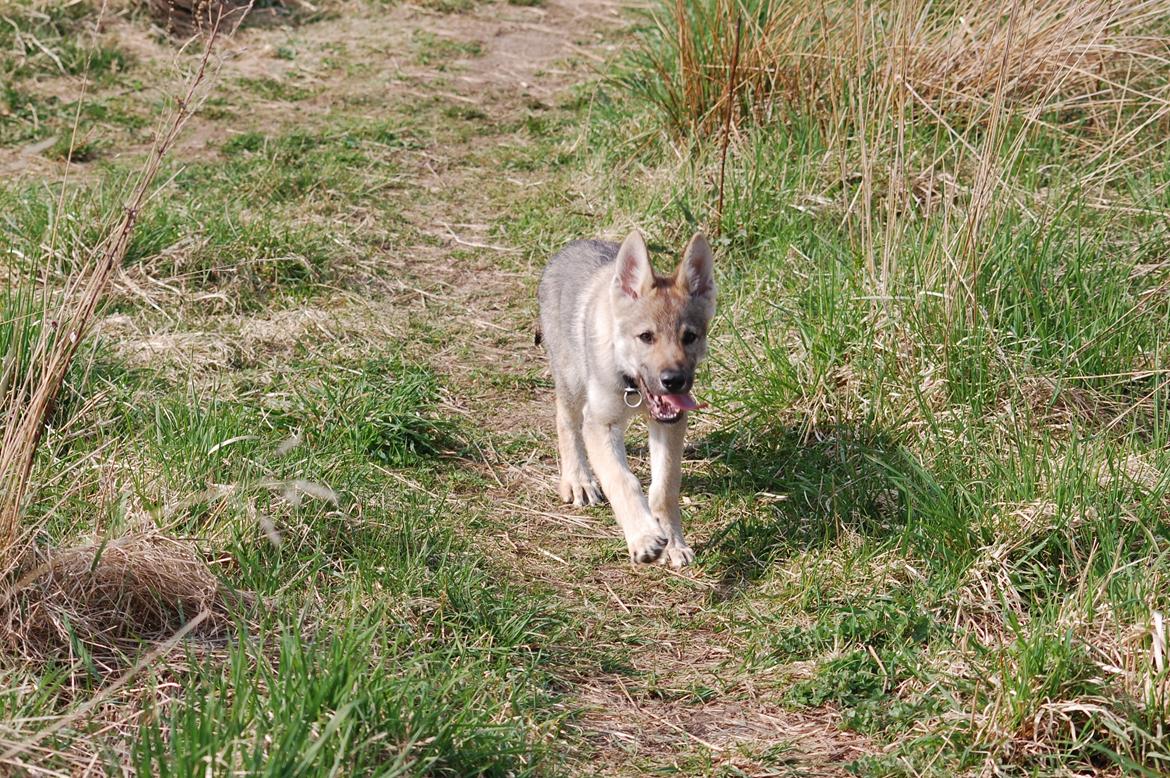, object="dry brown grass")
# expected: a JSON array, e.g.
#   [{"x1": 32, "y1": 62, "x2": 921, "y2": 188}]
[
  {"x1": 642, "y1": 0, "x2": 1170, "y2": 139},
  {"x1": 4, "y1": 532, "x2": 244, "y2": 661}
]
